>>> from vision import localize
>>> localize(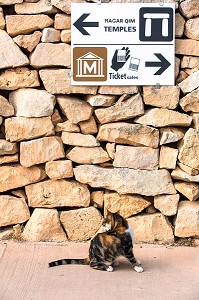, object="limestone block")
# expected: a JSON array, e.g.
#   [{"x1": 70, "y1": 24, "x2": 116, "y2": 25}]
[
  {"x1": 113, "y1": 145, "x2": 159, "y2": 170},
  {"x1": 62, "y1": 132, "x2": 99, "y2": 147},
  {"x1": 39, "y1": 69, "x2": 98, "y2": 95},
  {"x1": 0, "y1": 6, "x2": 5, "y2": 29},
  {"x1": 159, "y1": 146, "x2": 178, "y2": 170},
  {"x1": 0, "y1": 154, "x2": 18, "y2": 165},
  {"x1": 179, "y1": 0, "x2": 199, "y2": 19},
  {"x1": 6, "y1": 14, "x2": 53, "y2": 37},
  {"x1": 22, "y1": 208, "x2": 67, "y2": 242},
  {"x1": 0, "y1": 29, "x2": 29, "y2": 69},
  {"x1": 74, "y1": 165, "x2": 176, "y2": 196},
  {"x1": 177, "y1": 70, "x2": 188, "y2": 84},
  {"x1": 0, "y1": 95, "x2": 14, "y2": 117},
  {"x1": 0, "y1": 164, "x2": 46, "y2": 192},
  {"x1": 95, "y1": 93, "x2": 144, "y2": 124},
  {"x1": 181, "y1": 56, "x2": 199, "y2": 69},
  {"x1": 57, "y1": 95, "x2": 93, "y2": 124},
  {"x1": 60, "y1": 29, "x2": 70, "y2": 43},
  {"x1": 98, "y1": 85, "x2": 138, "y2": 95},
  {"x1": 30, "y1": 43, "x2": 70, "y2": 68},
  {"x1": 135, "y1": 108, "x2": 192, "y2": 127},
  {"x1": 54, "y1": 13, "x2": 70, "y2": 29},
  {"x1": 178, "y1": 128, "x2": 199, "y2": 170},
  {"x1": 175, "y1": 201, "x2": 199, "y2": 238},
  {"x1": 154, "y1": 194, "x2": 180, "y2": 216},
  {"x1": 191, "y1": 112, "x2": 199, "y2": 131},
  {"x1": 5, "y1": 116, "x2": 55, "y2": 142},
  {"x1": 171, "y1": 167, "x2": 199, "y2": 182},
  {"x1": 45, "y1": 160, "x2": 73, "y2": 180},
  {"x1": 25, "y1": 179, "x2": 90, "y2": 208},
  {"x1": 185, "y1": 17, "x2": 199, "y2": 40},
  {"x1": 79, "y1": 116, "x2": 98, "y2": 135},
  {"x1": 60, "y1": 207, "x2": 102, "y2": 241},
  {"x1": 175, "y1": 13, "x2": 185, "y2": 37},
  {"x1": 51, "y1": 0, "x2": 71, "y2": 13},
  {"x1": 85, "y1": 94, "x2": 116, "y2": 107},
  {"x1": 9, "y1": 88, "x2": 55, "y2": 117},
  {"x1": 56, "y1": 121, "x2": 80, "y2": 133},
  {"x1": 106, "y1": 143, "x2": 115, "y2": 160},
  {"x1": 0, "y1": 0, "x2": 22, "y2": 4},
  {"x1": 0, "y1": 139, "x2": 18, "y2": 155},
  {"x1": 0, "y1": 68, "x2": 40, "y2": 90},
  {"x1": 175, "y1": 57, "x2": 181, "y2": 79},
  {"x1": 177, "y1": 161, "x2": 199, "y2": 176},
  {"x1": 41, "y1": 28, "x2": 60, "y2": 43},
  {"x1": 66, "y1": 147, "x2": 110, "y2": 164},
  {"x1": 15, "y1": 0, "x2": 59, "y2": 14},
  {"x1": 128, "y1": 213, "x2": 174, "y2": 244},
  {"x1": 91, "y1": 191, "x2": 104, "y2": 208},
  {"x1": 178, "y1": 70, "x2": 199, "y2": 94},
  {"x1": 143, "y1": 86, "x2": 180, "y2": 109},
  {"x1": 20, "y1": 136, "x2": 65, "y2": 167},
  {"x1": 97, "y1": 122, "x2": 159, "y2": 149},
  {"x1": 179, "y1": 87, "x2": 199, "y2": 112},
  {"x1": 13, "y1": 31, "x2": 42, "y2": 52},
  {"x1": 174, "y1": 182, "x2": 199, "y2": 201},
  {"x1": 51, "y1": 109, "x2": 63, "y2": 126},
  {"x1": 104, "y1": 192, "x2": 150, "y2": 218},
  {"x1": 159, "y1": 127, "x2": 184, "y2": 145},
  {"x1": 0, "y1": 195, "x2": 30, "y2": 227},
  {"x1": 175, "y1": 39, "x2": 199, "y2": 56}
]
